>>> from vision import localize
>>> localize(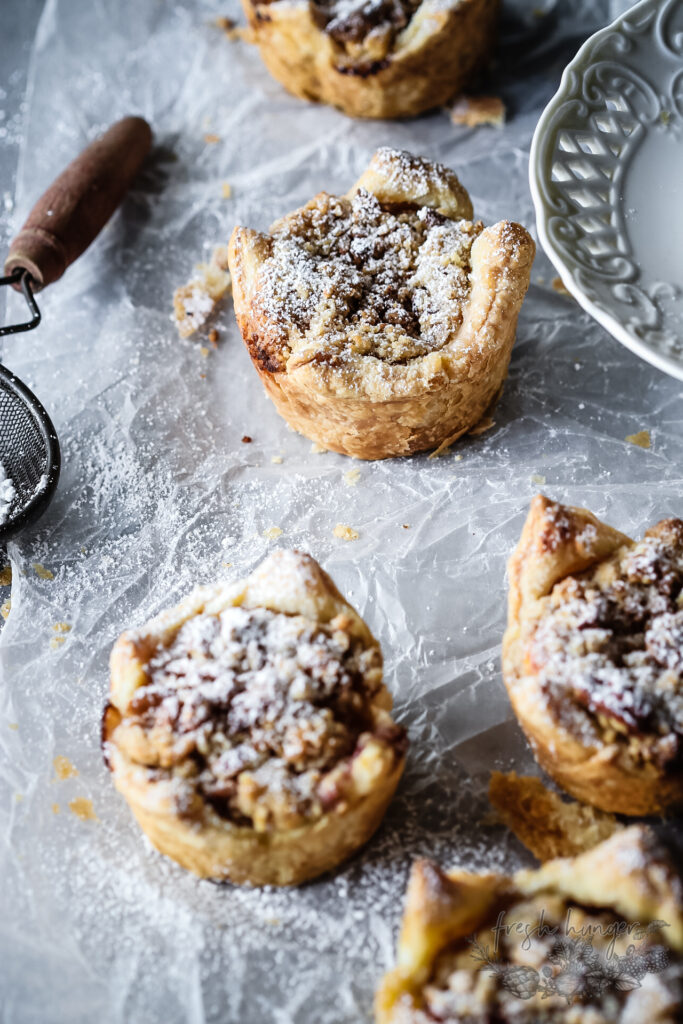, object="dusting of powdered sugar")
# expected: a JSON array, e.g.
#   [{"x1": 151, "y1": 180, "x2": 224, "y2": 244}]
[
  {"x1": 255, "y1": 186, "x2": 481, "y2": 366},
  {"x1": 533, "y1": 524, "x2": 683, "y2": 759},
  {"x1": 0, "y1": 462, "x2": 17, "y2": 526},
  {"x1": 420, "y1": 881, "x2": 683, "y2": 1023},
  {"x1": 114, "y1": 603, "x2": 396, "y2": 828}
]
